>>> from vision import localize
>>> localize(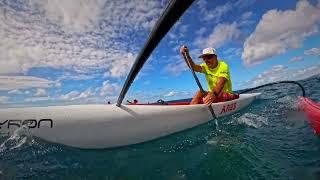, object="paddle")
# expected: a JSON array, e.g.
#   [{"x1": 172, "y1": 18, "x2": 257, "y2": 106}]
[{"x1": 182, "y1": 52, "x2": 219, "y2": 129}]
